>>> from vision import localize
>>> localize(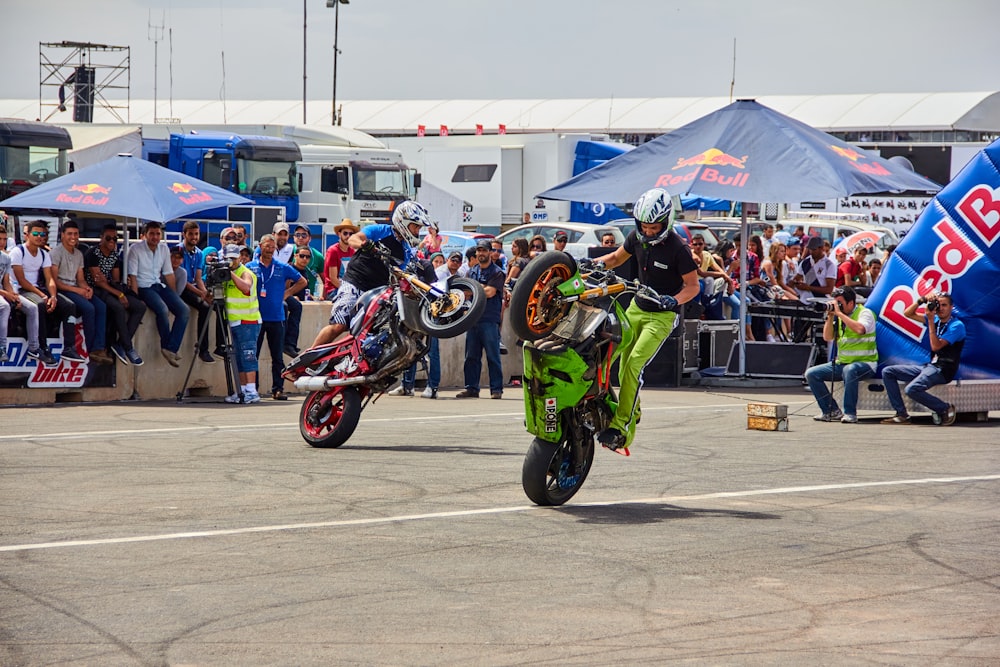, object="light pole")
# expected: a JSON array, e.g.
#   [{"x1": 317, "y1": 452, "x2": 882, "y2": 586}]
[
  {"x1": 302, "y1": 0, "x2": 307, "y2": 124},
  {"x1": 327, "y1": 0, "x2": 349, "y2": 126}
]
